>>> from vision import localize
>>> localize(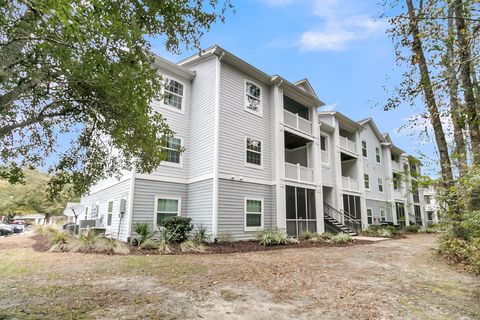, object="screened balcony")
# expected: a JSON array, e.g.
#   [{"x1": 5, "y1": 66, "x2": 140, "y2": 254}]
[{"x1": 283, "y1": 95, "x2": 313, "y2": 136}]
